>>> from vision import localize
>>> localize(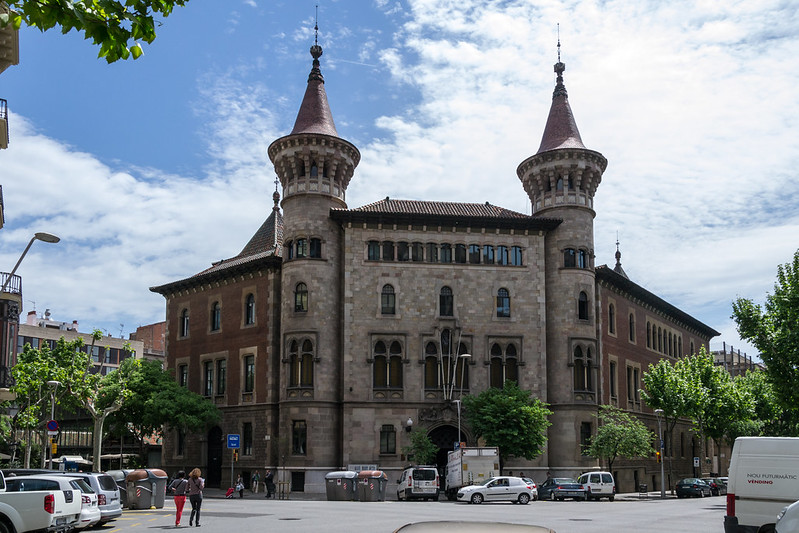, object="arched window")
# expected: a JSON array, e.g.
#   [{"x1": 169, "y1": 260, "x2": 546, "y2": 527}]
[
  {"x1": 300, "y1": 339, "x2": 314, "y2": 386},
  {"x1": 381, "y1": 284, "x2": 396, "y2": 315},
  {"x1": 295, "y1": 283, "x2": 308, "y2": 312},
  {"x1": 556, "y1": 177, "x2": 564, "y2": 191},
  {"x1": 454, "y1": 244, "x2": 467, "y2": 263},
  {"x1": 497, "y1": 246, "x2": 509, "y2": 265},
  {"x1": 678, "y1": 337, "x2": 682, "y2": 357},
  {"x1": 511, "y1": 246, "x2": 523, "y2": 266},
  {"x1": 296, "y1": 238, "x2": 308, "y2": 258},
  {"x1": 564, "y1": 248, "x2": 576, "y2": 268},
  {"x1": 578, "y1": 291, "x2": 589, "y2": 320},
  {"x1": 397, "y1": 242, "x2": 410, "y2": 261},
  {"x1": 489, "y1": 342, "x2": 518, "y2": 388},
  {"x1": 367, "y1": 240, "x2": 380, "y2": 261},
  {"x1": 629, "y1": 314, "x2": 635, "y2": 342},
  {"x1": 658, "y1": 327, "x2": 663, "y2": 352},
  {"x1": 373, "y1": 341, "x2": 388, "y2": 388},
  {"x1": 578, "y1": 249, "x2": 587, "y2": 268},
  {"x1": 180, "y1": 308, "x2": 189, "y2": 337},
  {"x1": 647, "y1": 322, "x2": 651, "y2": 348},
  {"x1": 310, "y1": 161, "x2": 319, "y2": 177},
  {"x1": 469, "y1": 244, "x2": 481, "y2": 264},
  {"x1": 573, "y1": 346, "x2": 594, "y2": 392},
  {"x1": 389, "y1": 341, "x2": 403, "y2": 388},
  {"x1": 288, "y1": 340, "x2": 299, "y2": 386},
  {"x1": 483, "y1": 245, "x2": 494, "y2": 264},
  {"x1": 210, "y1": 302, "x2": 221, "y2": 331},
  {"x1": 608, "y1": 304, "x2": 616, "y2": 334},
  {"x1": 496, "y1": 288, "x2": 510, "y2": 318},
  {"x1": 426, "y1": 243, "x2": 438, "y2": 263},
  {"x1": 668, "y1": 332, "x2": 673, "y2": 356},
  {"x1": 440, "y1": 243, "x2": 452, "y2": 263},
  {"x1": 285, "y1": 240, "x2": 294, "y2": 260},
  {"x1": 439, "y1": 286, "x2": 454, "y2": 316},
  {"x1": 245, "y1": 294, "x2": 255, "y2": 325},
  {"x1": 690, "y1": 341, "x2": 695, "y2": 355},
  {"x1": 309, "y1": 238, "x2": 322, "y2": 258},
  {"x1": 424, "y1": 342, "x2": 438, "y2": 389},
  {"x1": 382, "y1": 241, "x2": 394, "y2": 261}
]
